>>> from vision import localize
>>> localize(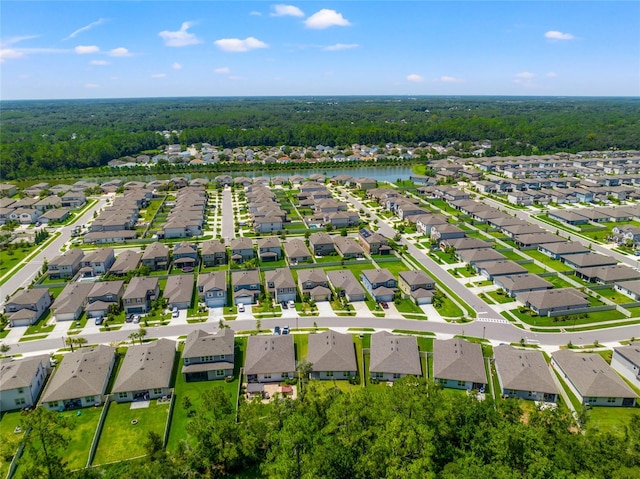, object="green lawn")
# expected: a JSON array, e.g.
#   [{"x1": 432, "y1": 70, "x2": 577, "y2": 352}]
[
  {"x1": 546, "y1": 275, "x2": 576, "y2": 289},
  {"x1": 451, "y1": 267, "x2": 476, "y2": 278},
  {"x1": 0, "y1": 246, "x2": 35, "y2": 277},
  {"x1": 93, "y1": 400, "x2": 170, "y2": 464},
  {"x1": 485, "y1": 290, "x2": 516, "y2": 304},
  {"x1": 60, "y1": 407, "x2": 103, "y2": 470},
  {"x1": 497, "y1": 249, "x2": 526, "y2": 261},
  {"x1": 0, "y1": 410, "x2": 26, "y2": 478},
  {"x1": 587, "y1": 406, "x2": 640, "y2": 435},
  {"x1": 508, "y1": 307, "x2": 626, "y2": 327},
  {"x1": 592, "y1": 287, "x2": 633, "y2": 305},
  {"x1": 521, "y1": 262, "x2": 548, "y2": 275},
  {"x1": 435, "y1": 293, "x2": 463, "y2": 318},
  {"x1": 293, "y1": 334, "x2": 309, "y2": 361},
  {"x1": 166, "y1": 338, "x2": 243, "y2": 451},
  {"x1": 395, "y1": 298, "x2": 423, "y2": 314},
  {"x1": 522, "y1": 249, "x2": 573, "y2": 272},
  {"x1": 431, "y1": 251, "x2": 458, "y2": 265}
]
